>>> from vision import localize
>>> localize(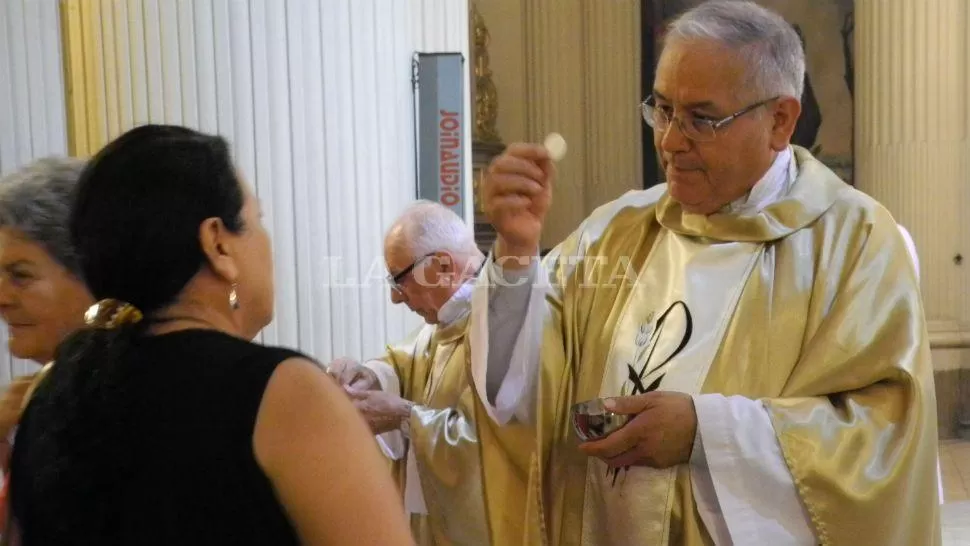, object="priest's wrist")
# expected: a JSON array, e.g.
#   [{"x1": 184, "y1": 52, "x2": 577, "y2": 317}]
[{"x1": 493, "y1": 237, "x2": 538, "y2": 271}]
